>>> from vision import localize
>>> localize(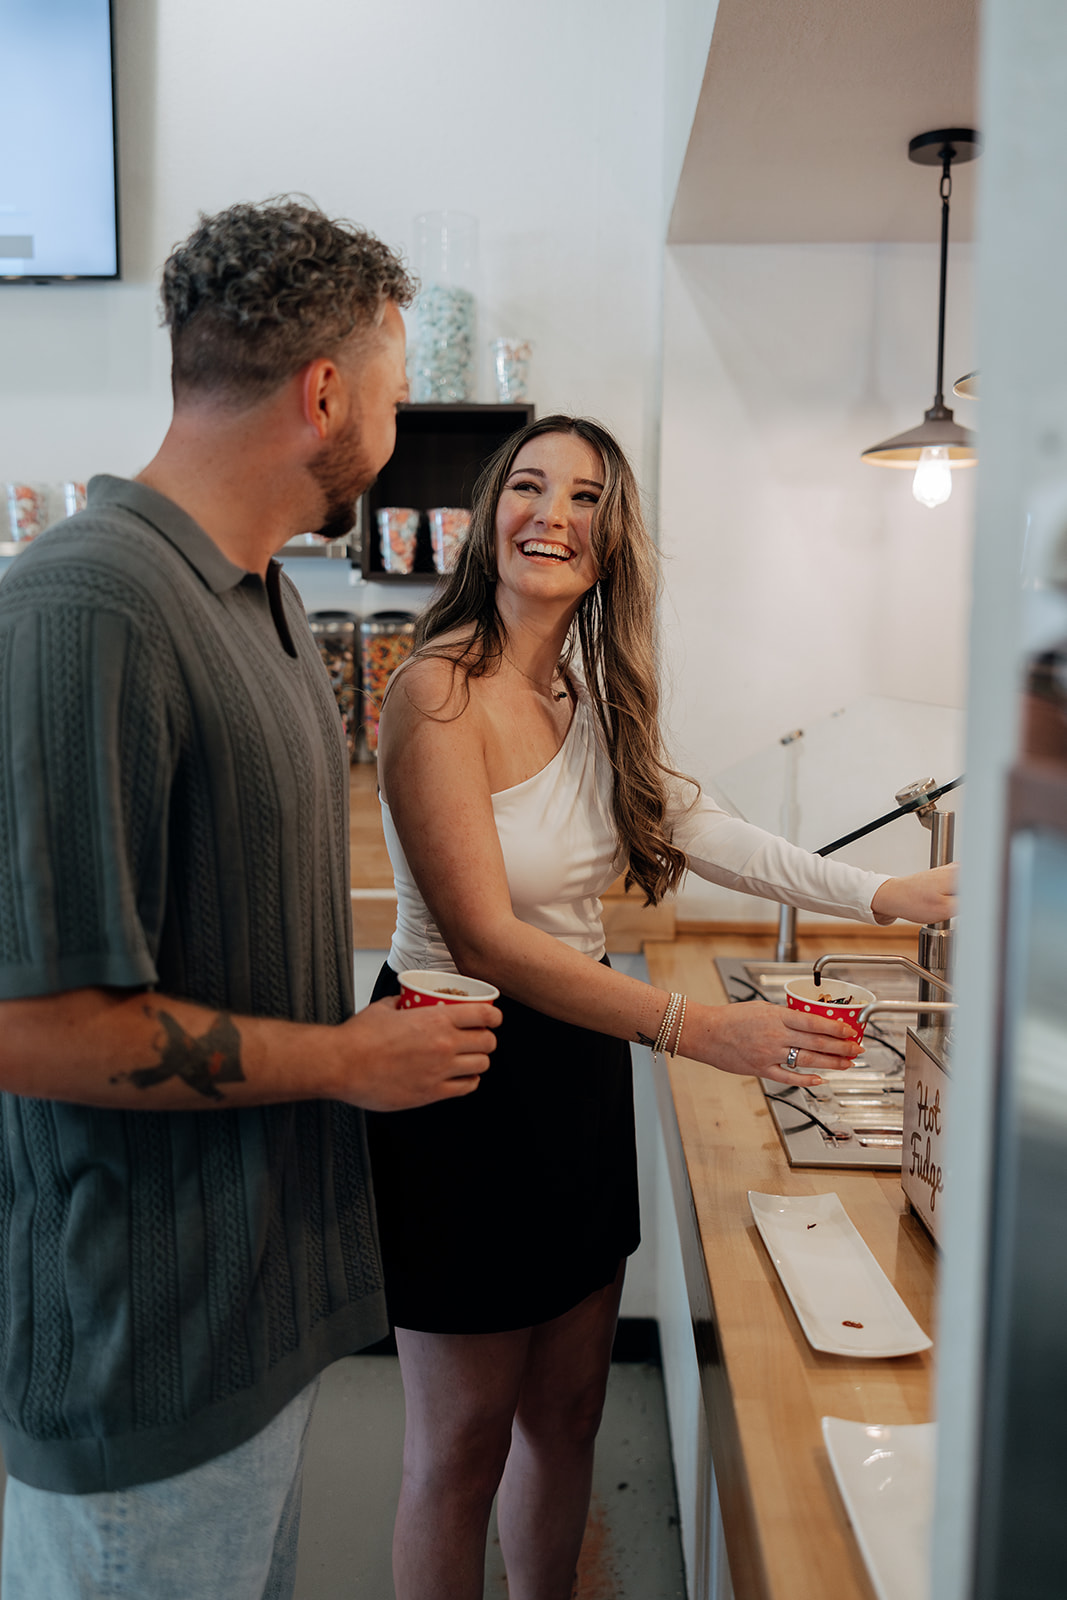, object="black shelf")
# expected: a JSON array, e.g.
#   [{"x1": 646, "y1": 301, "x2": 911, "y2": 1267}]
[
  {"x1": 280, "y1": 537, "x2": 352, "y2": 559},
  {"x1": 359, "y1": 402, "x2": 535, "y2": 581}
]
